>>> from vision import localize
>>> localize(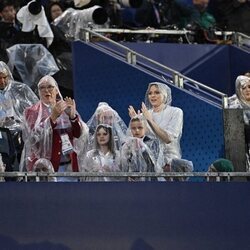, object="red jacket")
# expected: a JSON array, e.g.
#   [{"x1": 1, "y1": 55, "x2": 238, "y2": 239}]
[
  {"x1": 50, "y1": 117, "x2": 81, "y2": 172},
  {"x1": 24, "y1": 102, "x2": 82, "y2": 172}
]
